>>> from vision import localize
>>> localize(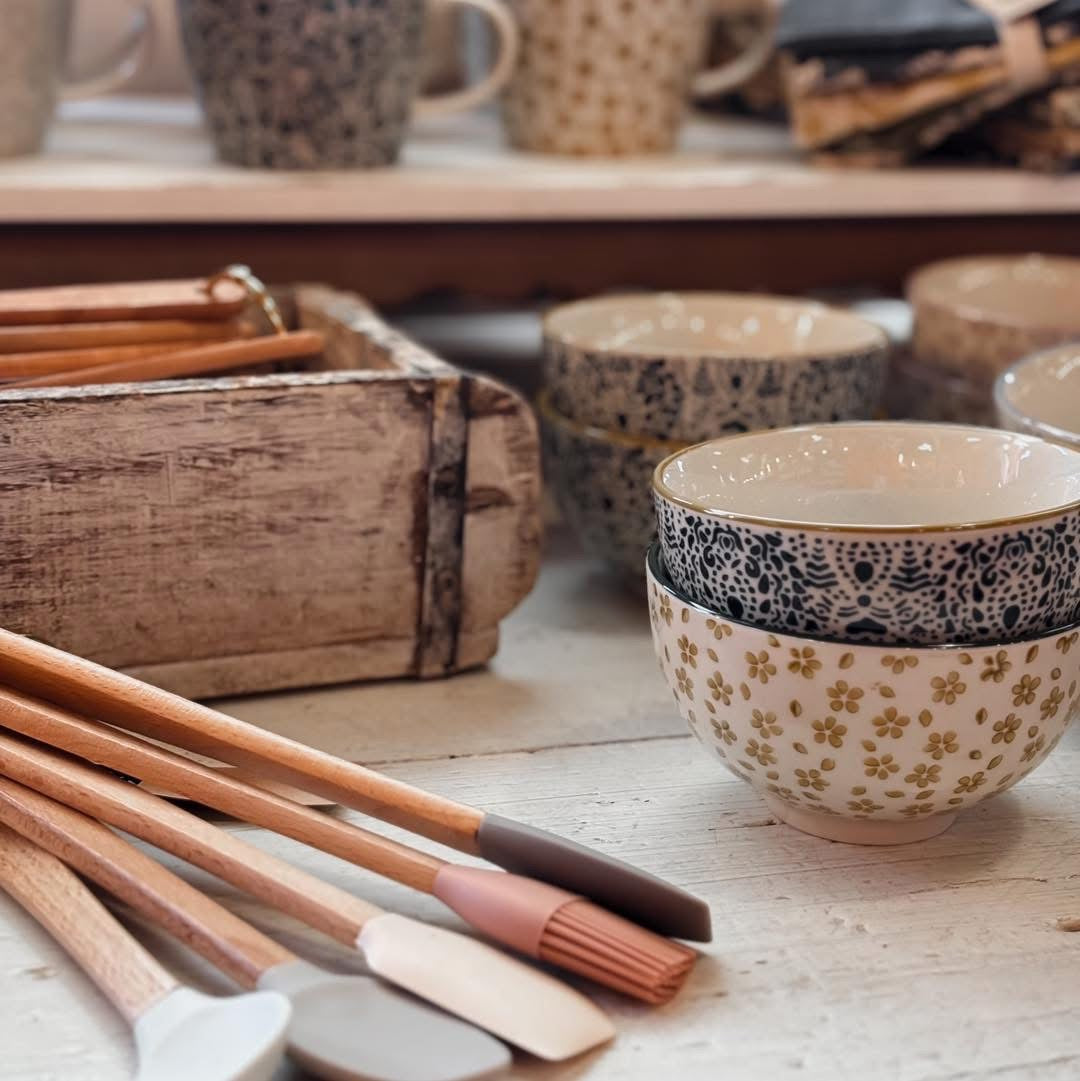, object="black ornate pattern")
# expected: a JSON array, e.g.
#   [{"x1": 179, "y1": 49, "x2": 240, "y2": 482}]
[{"x1": 655, "y1": 495, "x2": 1080, "y2": 645}]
